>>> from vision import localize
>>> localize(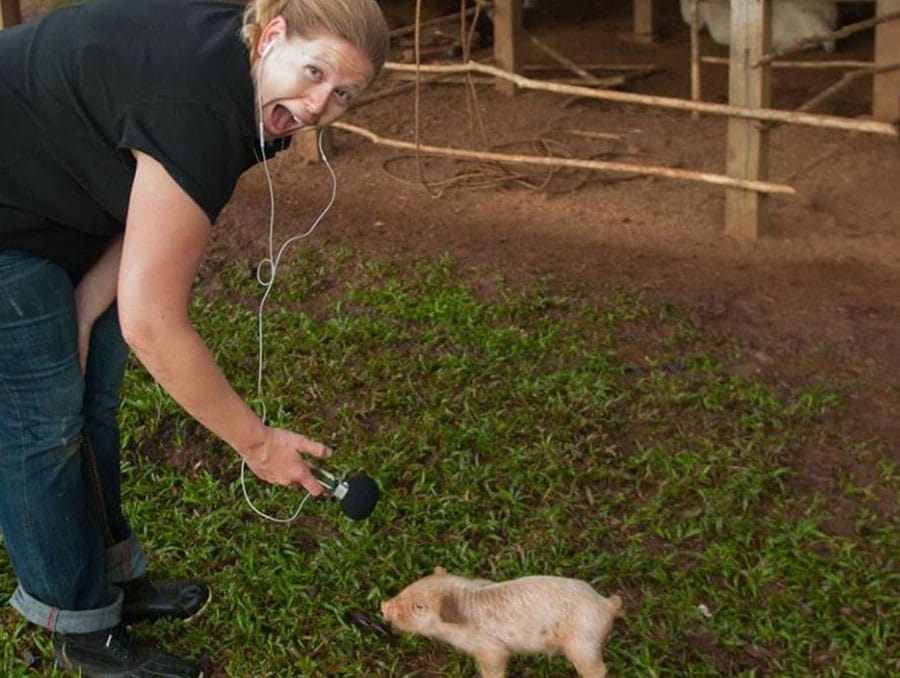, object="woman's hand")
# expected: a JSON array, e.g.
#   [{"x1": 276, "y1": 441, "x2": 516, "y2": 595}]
[
  {"x1": 241, "y1": 427, "x2": 333, "y2": 496},
  {"x1": 74, "y1": 307, "x2": 96, "y2": 374},
  {"x1": 73, "y1": 234, "x2": 124, "y2": 373}
]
